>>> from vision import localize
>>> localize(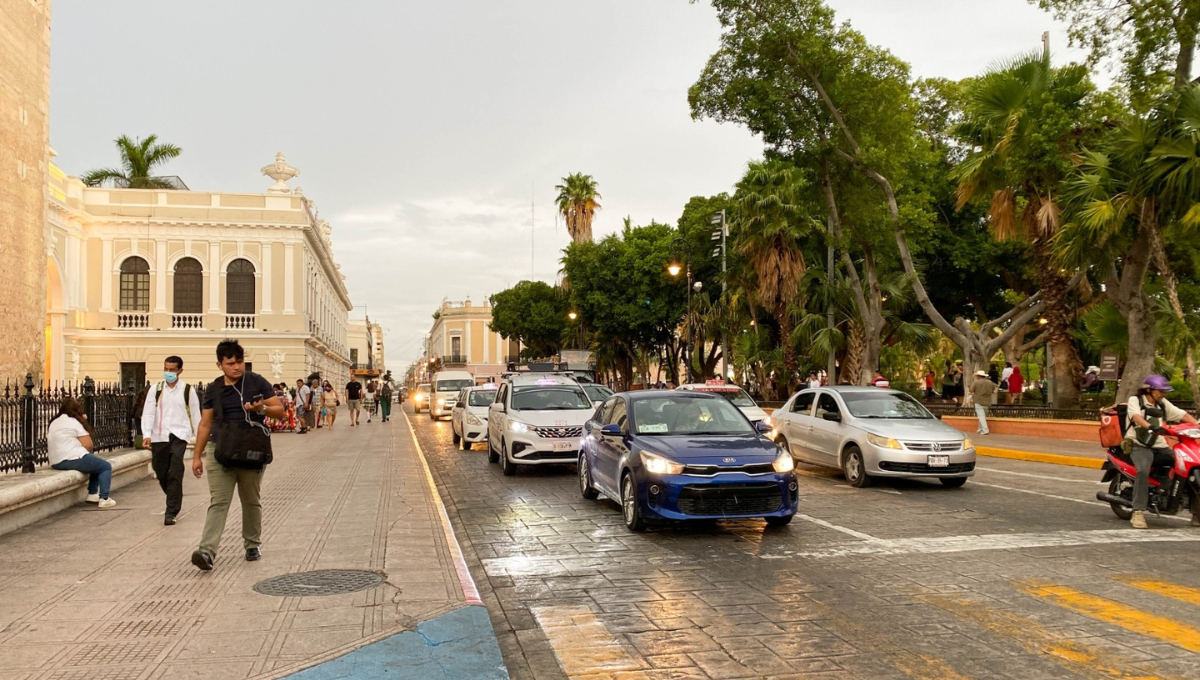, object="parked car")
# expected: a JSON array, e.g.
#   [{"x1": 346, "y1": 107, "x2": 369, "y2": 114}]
[
  {"x1": 579, "y1": 390, "x2": 798, "y2": 531},
  {"x1": 412, "y1": 383, "x2": 431, "y2": 413},
  {"x1": 429, "y1": 370, "x2": 474, "y2": 421},
  {"x1": 452, "y1": 385, "x2": 497, "y2": 451},
  {"x1": 487, "y1": 374, "x2": 595, "y2": 476},
  {"x1": 772, "y1": 386, "x2": 975, "y2": 488},
  {"x1": 582, "y1": 383, "x2": 614, "y2": 408},
  {"x1": 676, "y1": 382, "x2": 770, "y2": 428}
]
